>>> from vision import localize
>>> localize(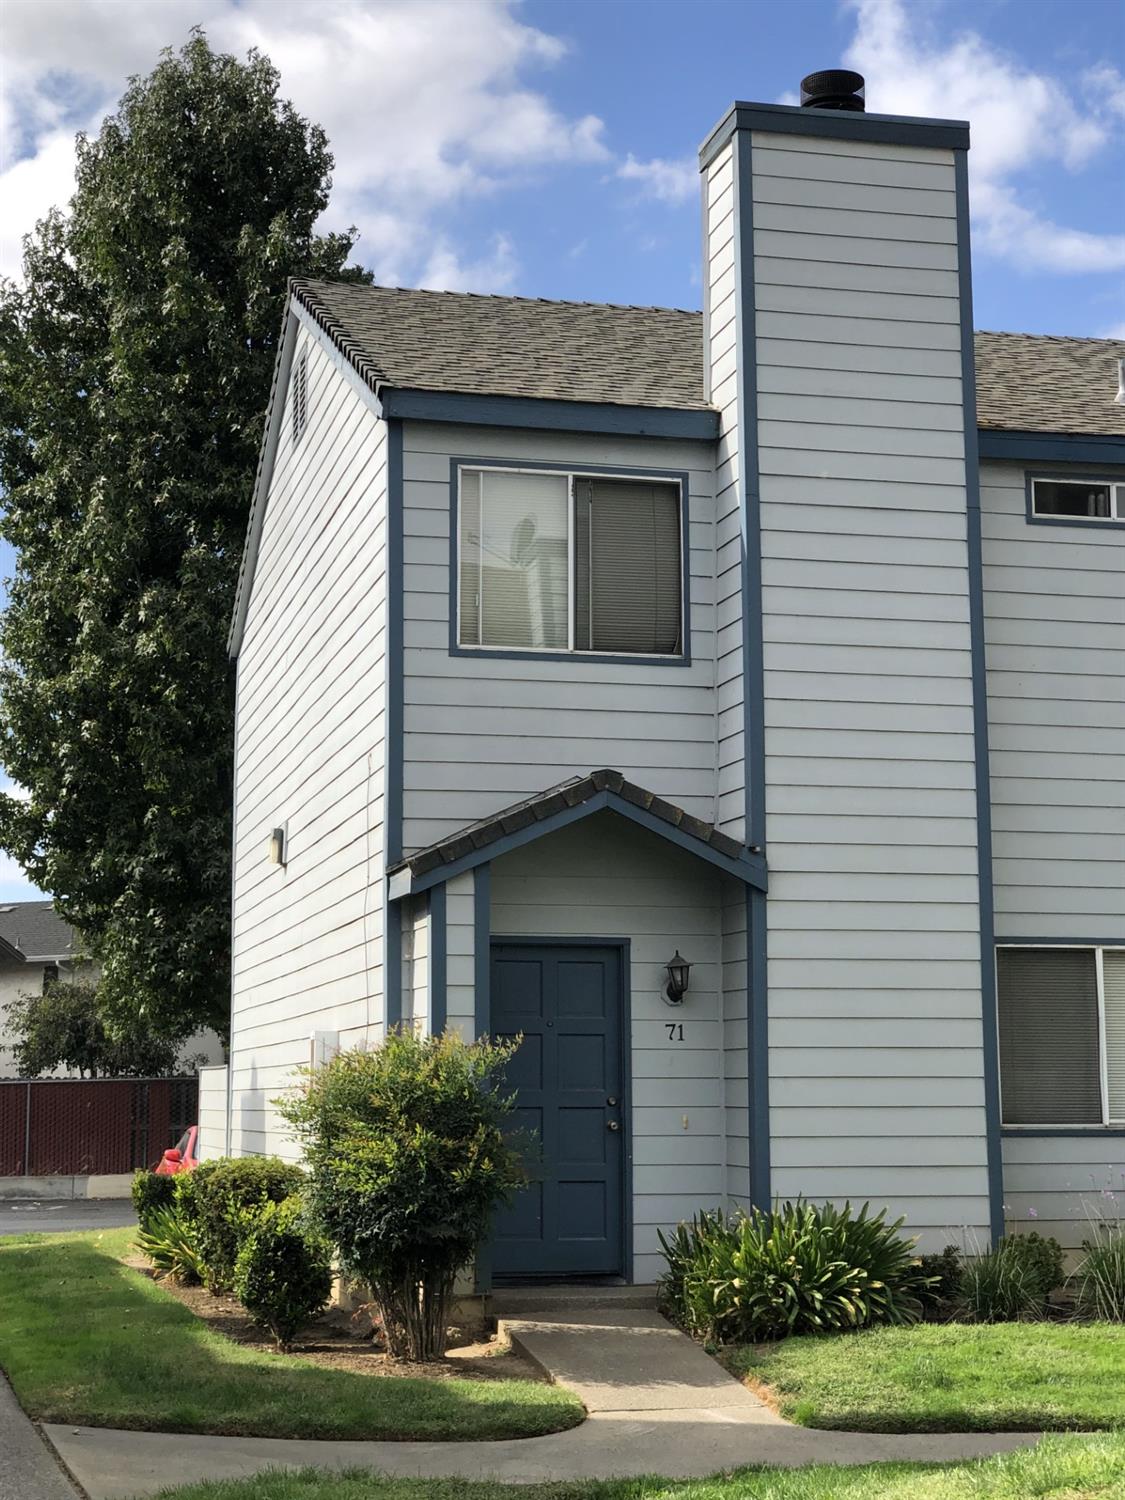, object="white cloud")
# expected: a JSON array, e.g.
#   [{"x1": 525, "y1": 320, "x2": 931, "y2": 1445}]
[
  {"x1": 1084, "y1": 65, "x2": 1125, "y2": 122},
  {"x1": 1102, "y1": 320, "x2": 1125, "y2": 339},
  {"x1": 844, "y1": 0, "x2": 1125, "y2": 275},
  {"x1": 0, "y1": 0, "x2": 609, "y2": 288},
  {"x1": 417, "y1": 231, "x2": 518, "y2": 293},
  {"x1": 617, "y1": 152, "x2": 697, "y2": 205}
]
